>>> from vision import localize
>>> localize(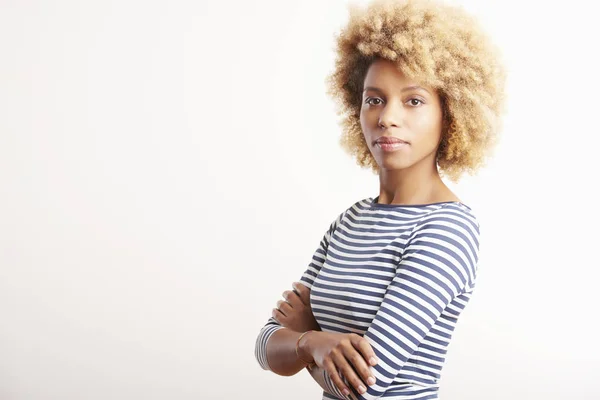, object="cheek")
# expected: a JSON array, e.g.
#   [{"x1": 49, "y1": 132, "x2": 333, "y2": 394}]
[
  {"x1": 416, "y1": 113, "x2": 443, "y2": 140},
  {"x1": 359, "y1": 114, "x2": 370, "y2": 139},
  {"x1": 360, "y1": 110, "x2": 376, "y2": 130}
]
